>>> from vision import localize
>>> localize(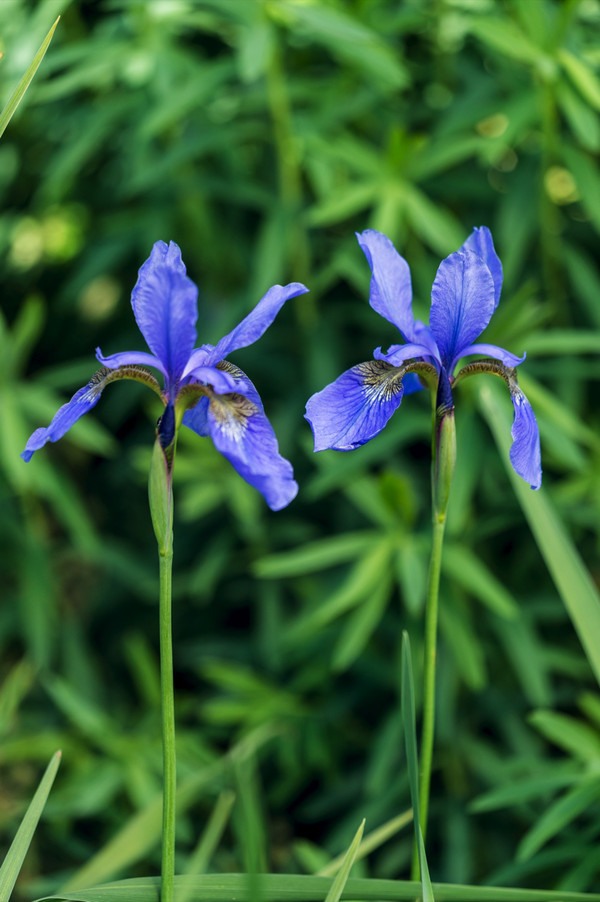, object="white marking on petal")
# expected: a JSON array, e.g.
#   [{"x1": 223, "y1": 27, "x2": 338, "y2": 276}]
[
  {"x1": 209, "y1": 392, "x2": 258, "y2": 443},
  {"x1": 356, "y1": 360, "x2": 404, "y2": 404}
]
